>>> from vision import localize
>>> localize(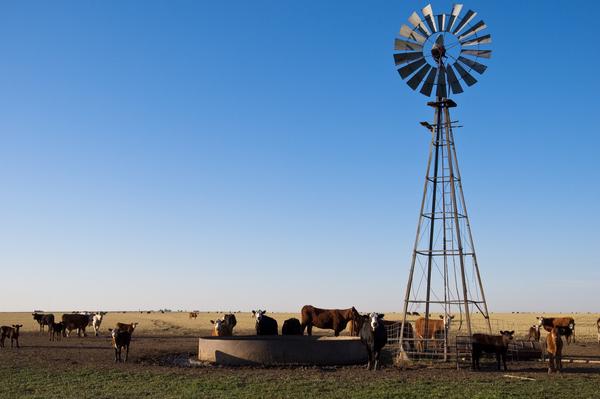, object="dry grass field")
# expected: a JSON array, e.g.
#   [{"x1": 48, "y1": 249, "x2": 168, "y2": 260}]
[{"x1": 1, "y1": 310, "x2": 599, "y2": 398}]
